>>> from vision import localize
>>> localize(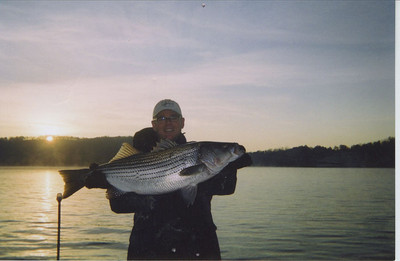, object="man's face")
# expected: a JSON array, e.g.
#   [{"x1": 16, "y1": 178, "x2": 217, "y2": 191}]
[{"x1": 152, "y1": 110, "x2": 185, "y2": 141}]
